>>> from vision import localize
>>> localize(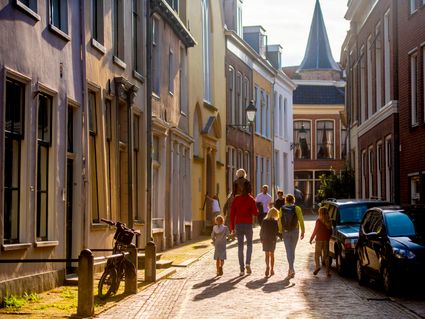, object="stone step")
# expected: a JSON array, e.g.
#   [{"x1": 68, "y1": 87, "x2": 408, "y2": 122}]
[
  {"x1": 173, "y1": 258, "x2": 197, "y2": 268},
  {"x1": 137, "y1": 252, "x2": 163, "y2": 269},
  {"x1": 64, "y1": 274, "x2": 78, "y2": 286},
  {"x1": 155, "y1": 259, "x2": 173, "y2": 269}
]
